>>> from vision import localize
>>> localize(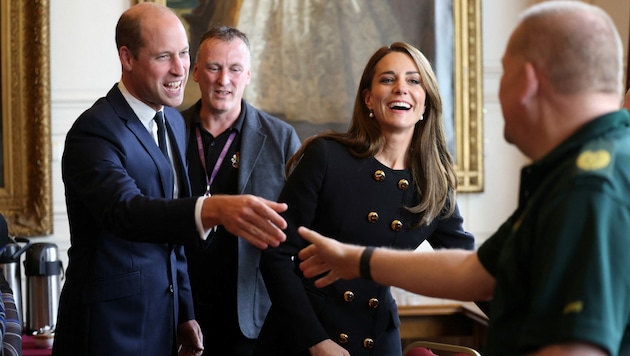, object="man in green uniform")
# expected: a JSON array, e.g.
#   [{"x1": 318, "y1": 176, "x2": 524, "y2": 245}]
[{"x1": 295, "y1": 2, "x2": 630, "y2": 355}]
